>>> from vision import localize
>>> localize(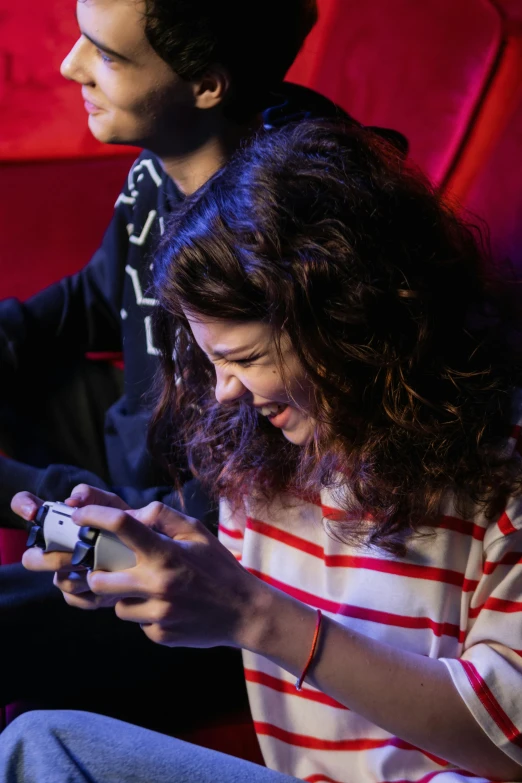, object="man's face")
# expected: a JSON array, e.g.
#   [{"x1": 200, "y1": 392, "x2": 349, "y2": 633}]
[{"x1": 61, "y1": 0, "x2": 195, "y2": 149}]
